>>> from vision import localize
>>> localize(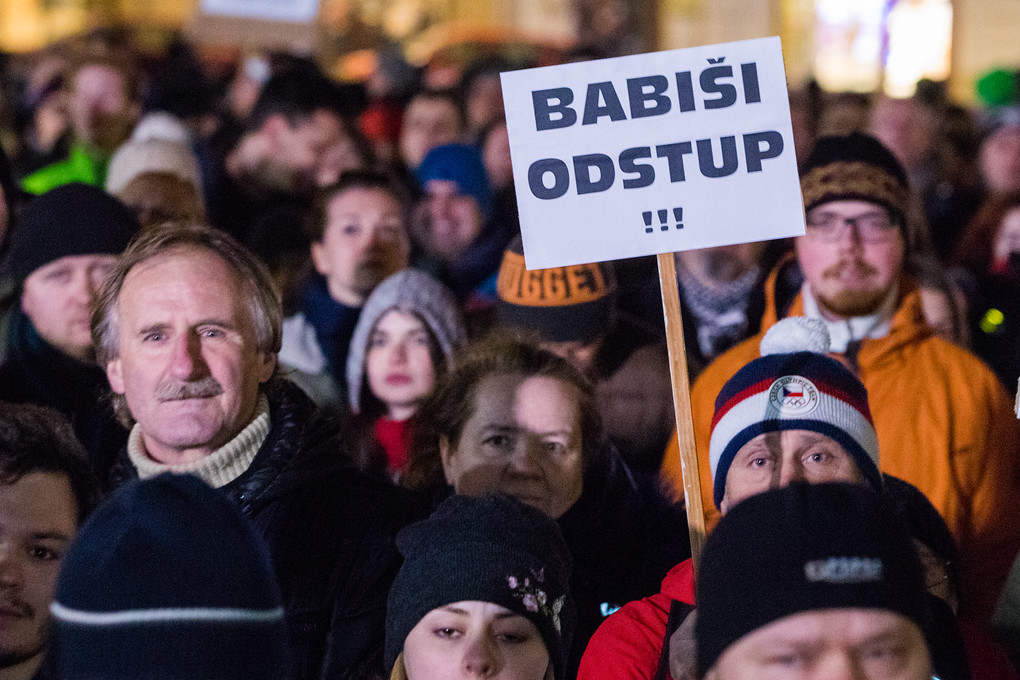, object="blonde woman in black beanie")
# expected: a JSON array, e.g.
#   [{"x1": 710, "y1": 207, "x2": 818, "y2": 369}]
[{"x1": 386, "y1": 494, "x2": 576, "y2": 680}]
